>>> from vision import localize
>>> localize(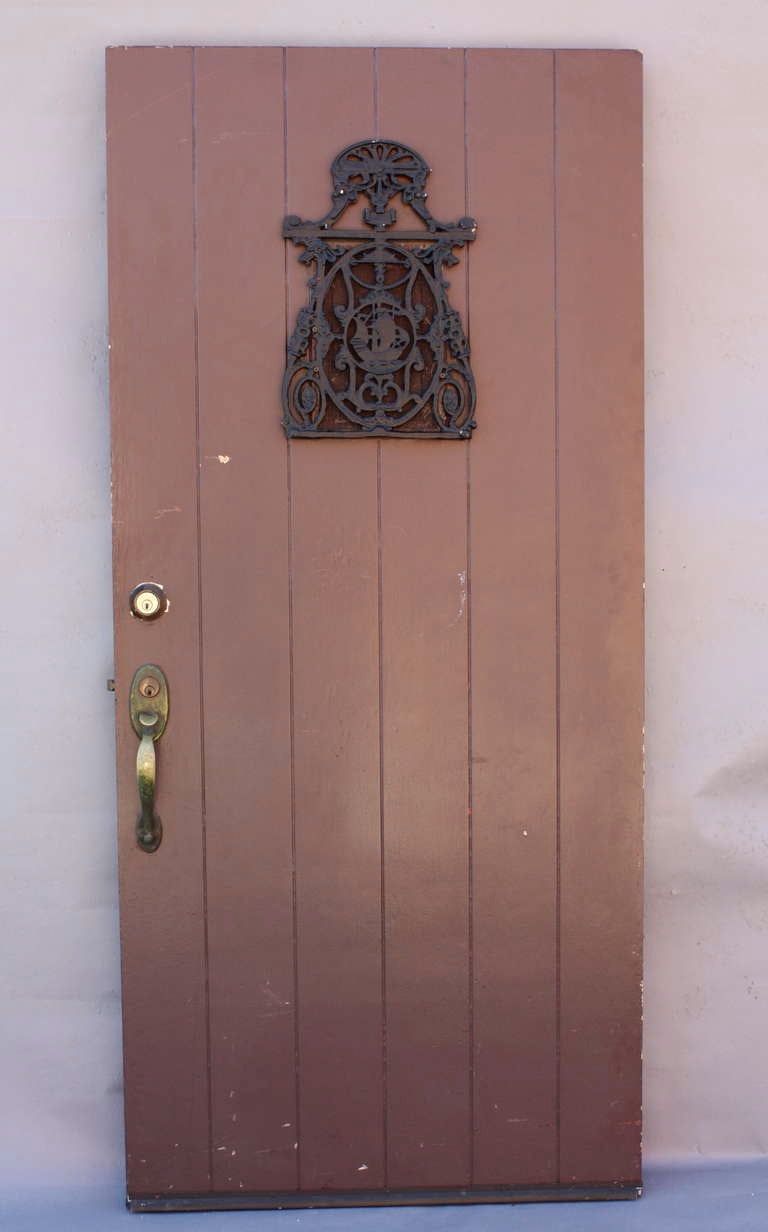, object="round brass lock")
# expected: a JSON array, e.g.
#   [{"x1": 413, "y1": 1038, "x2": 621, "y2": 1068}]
[
  {"x1": 138, "y1": 676, "x2": 161, "y2": 699},
  {"x1": 129, "y1": 582, "x2": 166, "y2": 621}
]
